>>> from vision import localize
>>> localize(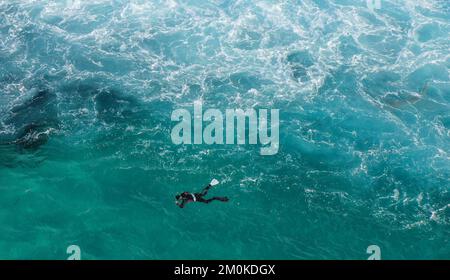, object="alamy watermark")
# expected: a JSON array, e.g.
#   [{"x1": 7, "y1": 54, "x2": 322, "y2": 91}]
[
  {"x1": 367, "y1": 245, "x2": 381, "y2": 260},
  {"x1": 171, "y1": 101, "x2": 279, "y2": 155},
  {"x1": 66, "y1": 245, "x2": 81, "y2": 260}
]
